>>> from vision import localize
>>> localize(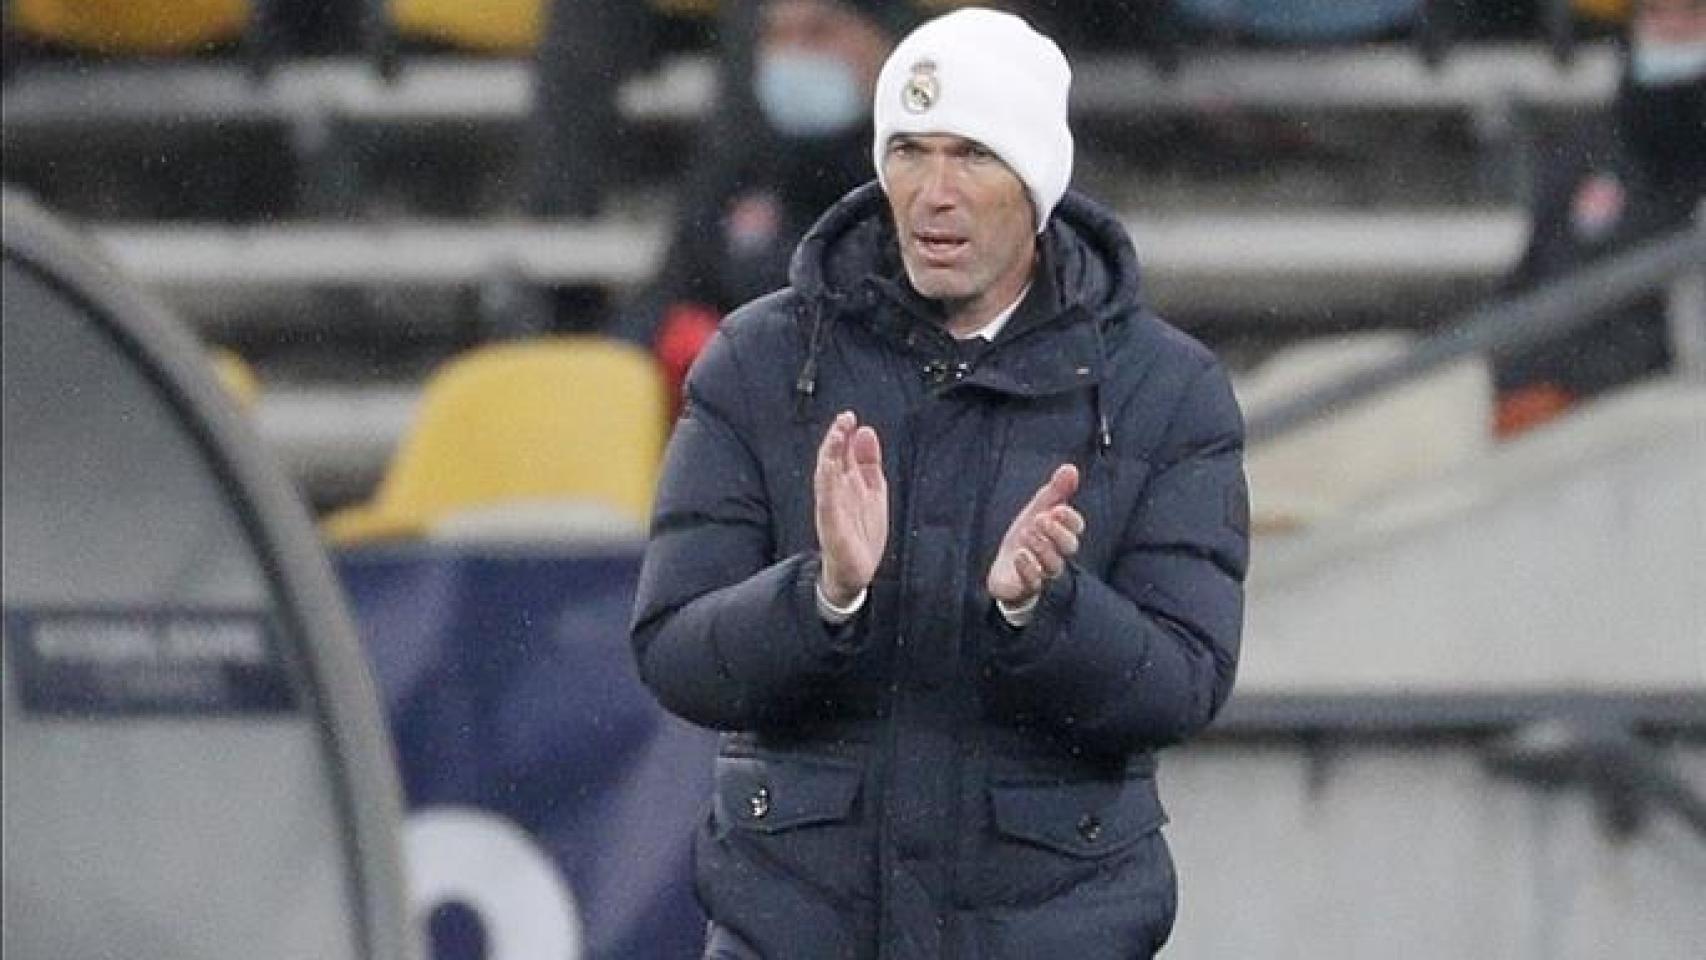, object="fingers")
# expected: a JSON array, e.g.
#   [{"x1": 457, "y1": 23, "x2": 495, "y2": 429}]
[
  {"x1": 818, "y1": 412, "x2": 884, "y2": 490},
  {"x1": 849, "y1": 424, "x2": 884, "y2": 489},
  {"x1": 815, "y1": 411, "x2": 854, "y2": 479},
  {"x1": 988, "y1": 466, "x2": 1087, "y2": 605},
  {"x1": 820, "y1": 411, "x2": 855, "y2": 459},
  {"x1": 1019, "y1": 463, "x2": 1081, "y2": 518},
  {"x1": 1022, "y1": 530, "x2": 1067, "y2": 579},
  {"x1": 1034, "y1": 509, "x2": 1082, "y2": 558},
  {"x1": 1053, "y1": 504, "x2": 1085, "y2": 537},
  {"x1": 1017, "y1": 506, "x2": 1084, "y2": 580},
  {"x1": 1012, "y1": 548, "x2": 1047, "y2": 595}
]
